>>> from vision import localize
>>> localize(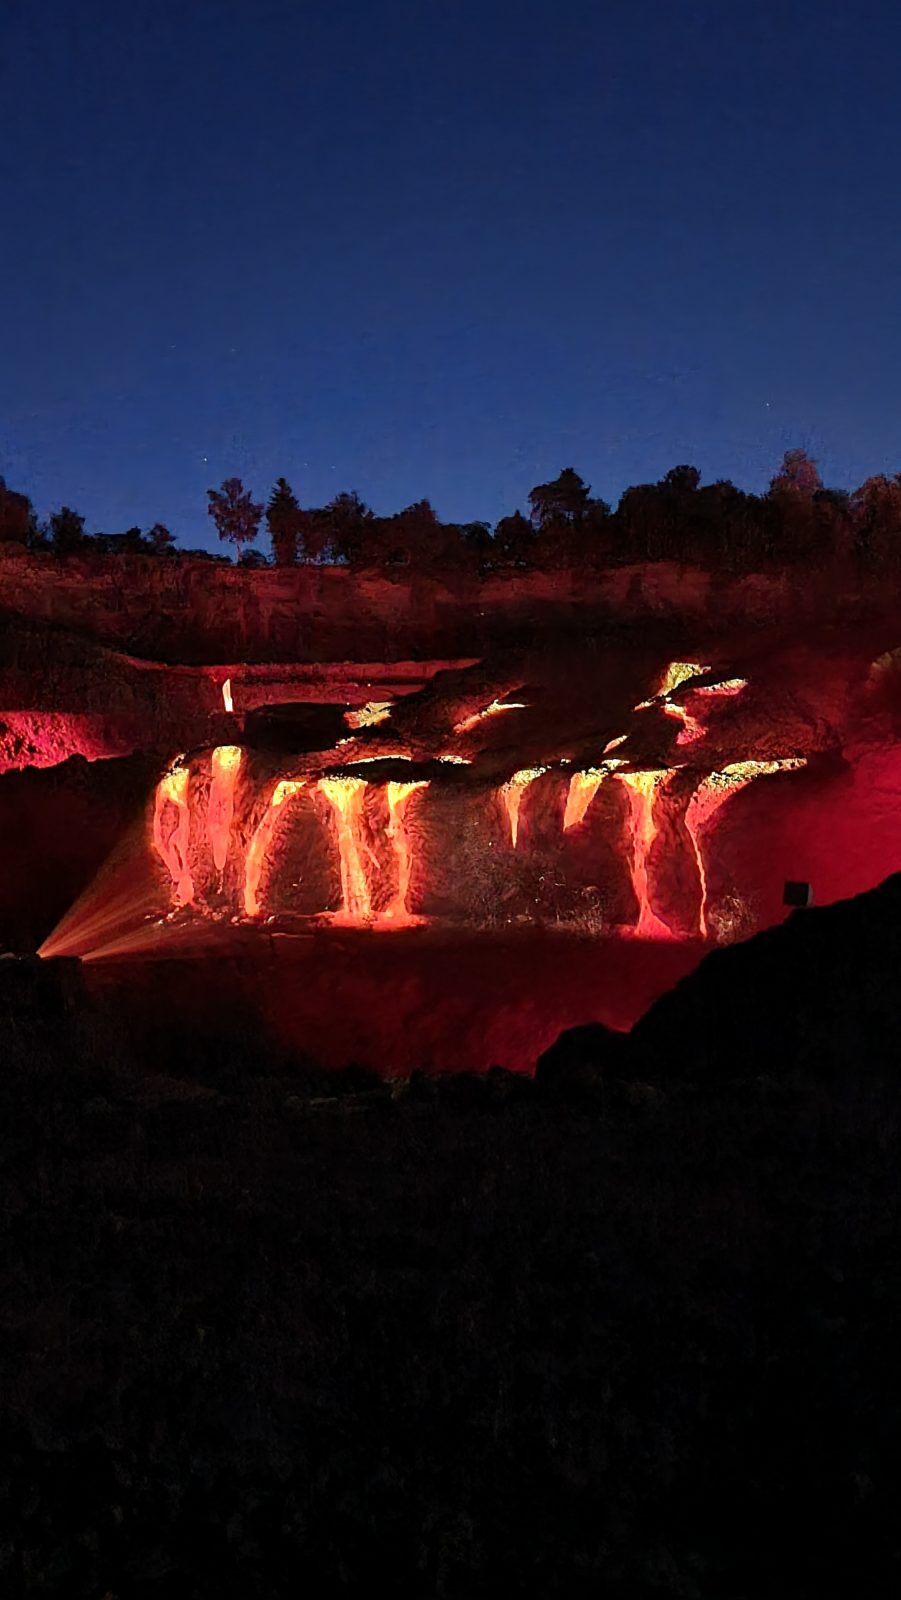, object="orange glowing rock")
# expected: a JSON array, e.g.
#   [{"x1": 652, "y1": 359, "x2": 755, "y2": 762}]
[
  {"x1": 683, "y1": 776, "x2": 742, "y2": 940},
  {"x1": 563, "y1": 769, "x2": 604, "y2": 832},
  {"x1": 696, "y1": 677, "x2": 747, "y2": 696},
  {"x1": 243, "y1": 778, "x2": 305, "y2": 918},
  {"x1": 221, "y1": 677, "x2": 234, "y2": 713},
  {"x1": 317, "y1": 776, "x2": 372, "y2": 921},
  {"x1": 382, "y1": 780, "x2": 429, "y2": 923},
  {"x1": 615, "y1": 769, "x2": 673, "y2": 940},
  {"x1": 656, "y1": 660, "x2": 711, "y2": 698},
  {"x1": 207, "y1": 745, "x2": 242, "y2": 874},
  {"x1": 668, "y1": 676, "x2": 748, "y2": 747},
  {"x1": 346, "y1": 752, "x2": 412, "y2": 764},
  {"x1": 454, "y1": 698, "x2": 526, "y2": 735},
  {"x1": 562, "y1": 760, "x2": 626, "y2": 833},
  {"x1": 685, "y1": 758, "x2": 806, "y2": 938},
  {"x1": 634, "y1": 661, "x2": 710, "y2": 713},
  {"x1": 500, "y1": 767, "x2": 545, "y2": 848},
  {"x1": 637, "y1": 663, "x2": 749, "y2": 749},
  {"x1": 151, "y1": 759, "x2": 195, "y2": 907},
  {"x1": 345, "y1": 700, "x2": 393, "y2": 729},
  {"x1": 564, "y1": 772, "x2": 604, "y2": 832},
  {"x1": 662, "y1": 700, "x2": 705, "y2": 747}
]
